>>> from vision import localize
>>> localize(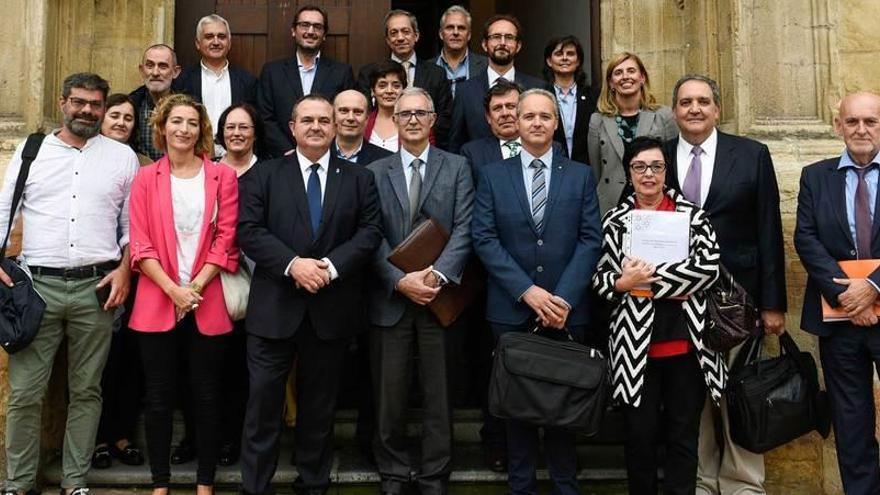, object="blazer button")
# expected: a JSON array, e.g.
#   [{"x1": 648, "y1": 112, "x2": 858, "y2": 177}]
[
  {"x1": 537, "y1": 266, "x2": 544, "y2": 273},
  {"x1": 602, "y1": 159, "x2": 607, "y2": 164},
  {"x1": 537, "y1": 239, "x2": 543, "y2": 246},
  {"x1": 851, "y1": 249, "x2": 857, "y2": 256},
  {"x1": 600, "y1": 140, "x2": 605, "y2": 145}
]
